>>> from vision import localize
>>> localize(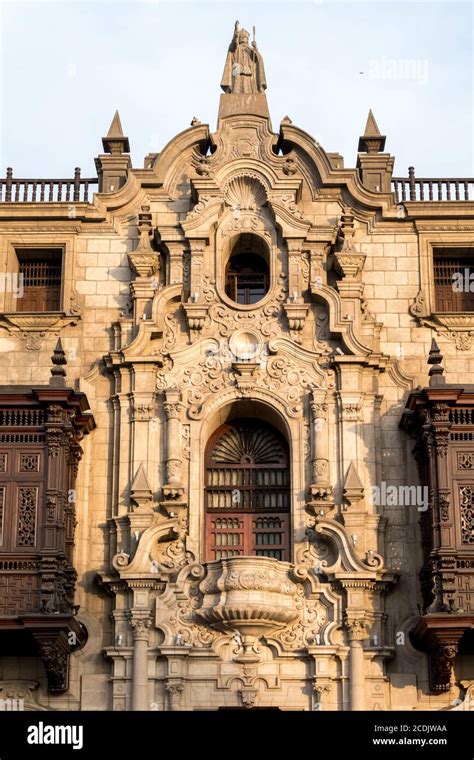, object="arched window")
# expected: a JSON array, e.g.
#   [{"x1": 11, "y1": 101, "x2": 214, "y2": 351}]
[
  {"x1": 205, "y1": 419, "x2": 290, "y2": 561},
  {"x1": 225, "y1": 234, "x2": 269, "y2": 305}
]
